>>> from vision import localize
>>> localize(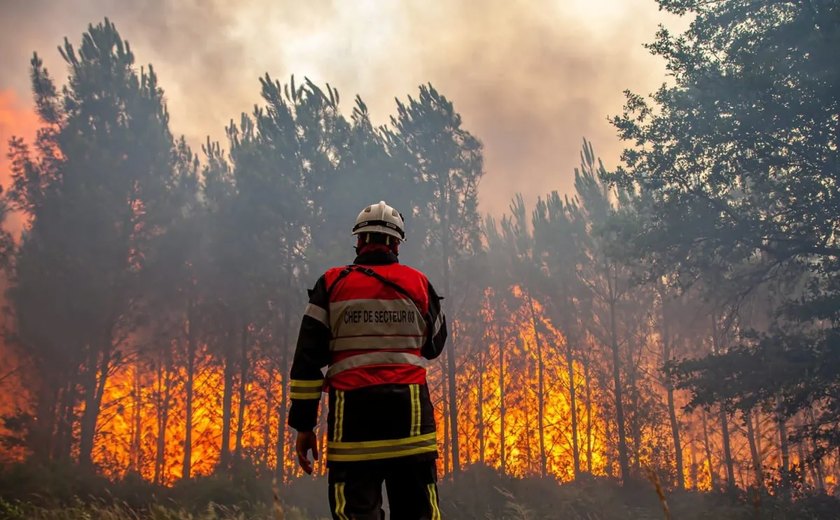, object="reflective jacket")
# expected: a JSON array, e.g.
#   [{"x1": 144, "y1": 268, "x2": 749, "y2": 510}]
[{"x1": 288, "y1": 249, "x2": 447, "y2": 465}]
